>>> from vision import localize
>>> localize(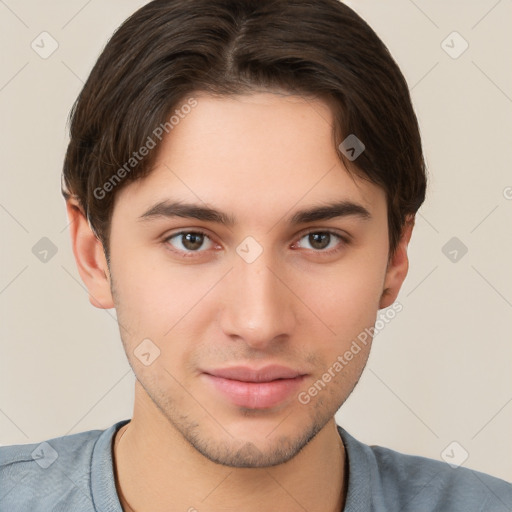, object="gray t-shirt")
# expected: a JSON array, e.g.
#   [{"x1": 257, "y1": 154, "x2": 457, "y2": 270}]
[{"x1": 1, "y1": 419, "x2": 511, "y2": 511}]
